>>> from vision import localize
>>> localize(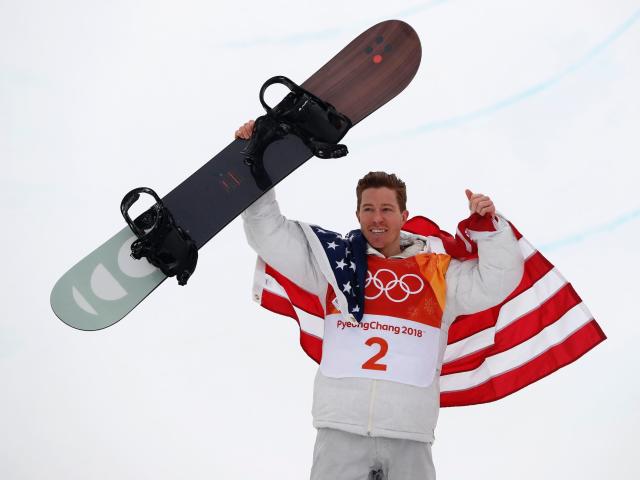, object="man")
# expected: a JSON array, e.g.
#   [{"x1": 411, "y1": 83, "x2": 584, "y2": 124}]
[{"x1": 236, "y1": 120, "x2": 524, "y2": 479}]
